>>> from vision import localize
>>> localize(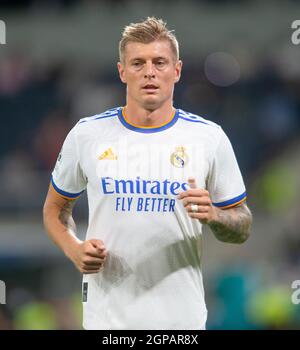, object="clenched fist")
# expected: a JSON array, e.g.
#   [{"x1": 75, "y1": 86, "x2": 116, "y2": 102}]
[
  {"x1": 178, "y1": 178, "x2": 217, "y2": 224},
  {"x1": 67, "y1": 239, "x2": 108, "y2": 274}
]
